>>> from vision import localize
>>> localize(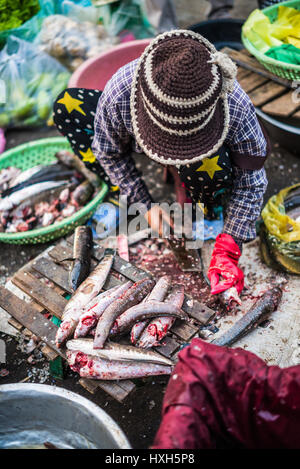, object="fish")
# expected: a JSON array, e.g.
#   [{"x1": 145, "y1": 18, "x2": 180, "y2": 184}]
[
  {"x1": 0, "y1": 167, "x2": 21, "y2": 192},
  {"x1": 74, "y1": 281, "x2": 132, "y2": 338},
  {"x1": 66, "y1": 350, "x2": 172, "y2": 380},
  {"x1": 1, "y1": 164, "x2": 76, "y2": 198},
  {"x1": 66, "y1": 338, "x2": 174, "y2": 366},
  {"x1": 110, "y1": 294, "x2": 187, "y2": 338},
  {"x1": 212, "y1": 286, "x2": 283, "y2": 347},
  {"x1": 55, "y1": 150, "x2": 101, "y2": 189},
  {"x1": 137, "y1": 285, "x2": 185, "y2": 349},
  {"x1": 219, "y1": 286, "x2": 242, "y2": 308},
  {"x1": 0, "y1": 180, "x2": 68, "y2": 212},
  {"x1": 69, "y1": 226, "x2": 93, "y2": 292},
  {"x1": 130, "y1": 276, "x2": 171, "y2": 345},
  {"x1": 93, "y1": 278, "x2": 155, "y2": 349},
  {"x1": 71, "y1": 180, "x2": 94, "y2": 207},
  {"x1": 55, "y1": 249, "x2": 115, "y2": 347}
]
